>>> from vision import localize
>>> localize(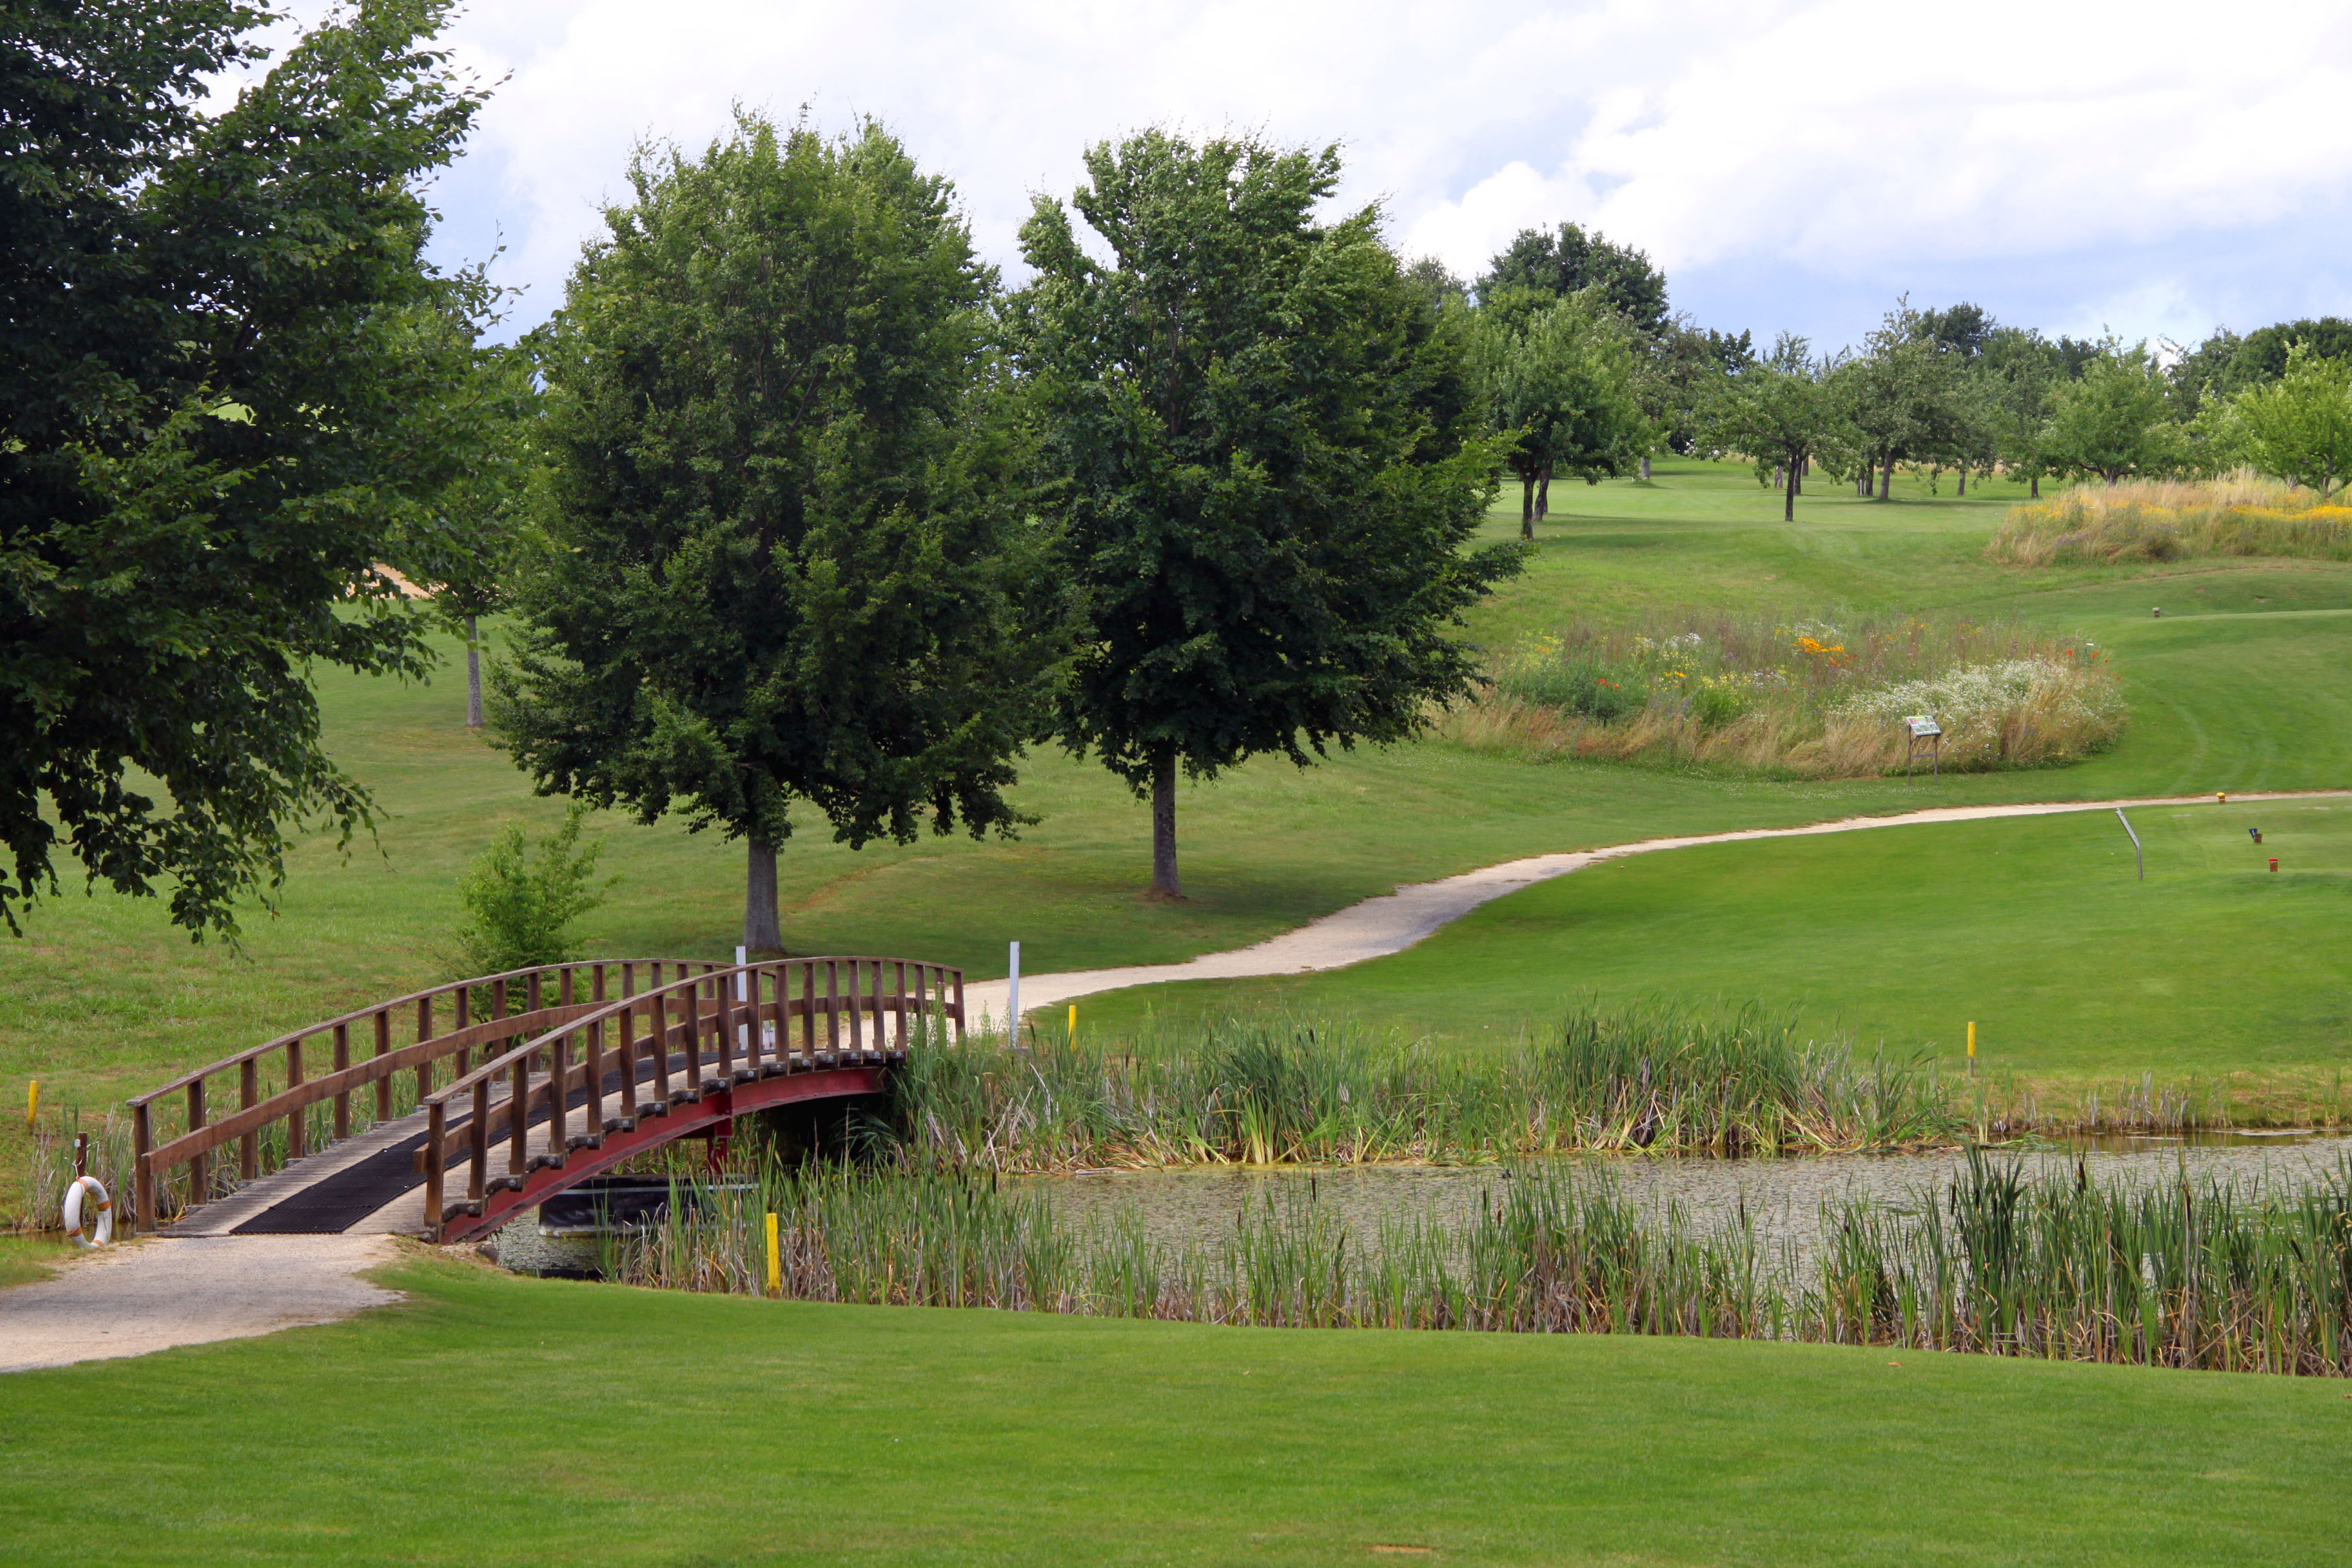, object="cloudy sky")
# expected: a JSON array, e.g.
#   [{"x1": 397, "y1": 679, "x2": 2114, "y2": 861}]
[{"x1": 365, "y1": 0, "x2": 2351, "y2": 351}]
